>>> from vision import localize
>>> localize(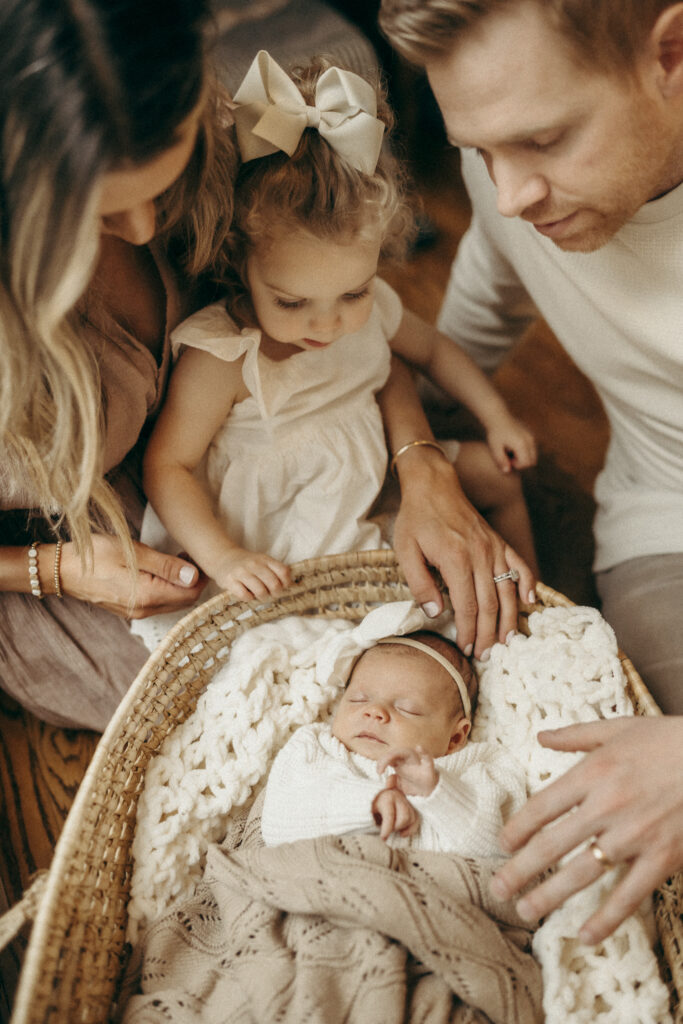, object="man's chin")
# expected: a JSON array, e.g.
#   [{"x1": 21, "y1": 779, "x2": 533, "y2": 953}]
[
  {"x1": 548, "y1": 212, "x2": 629, "y2": 253},
  {"x1": 550, "y1": 230, "x2": 612, "y2": 253}
]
